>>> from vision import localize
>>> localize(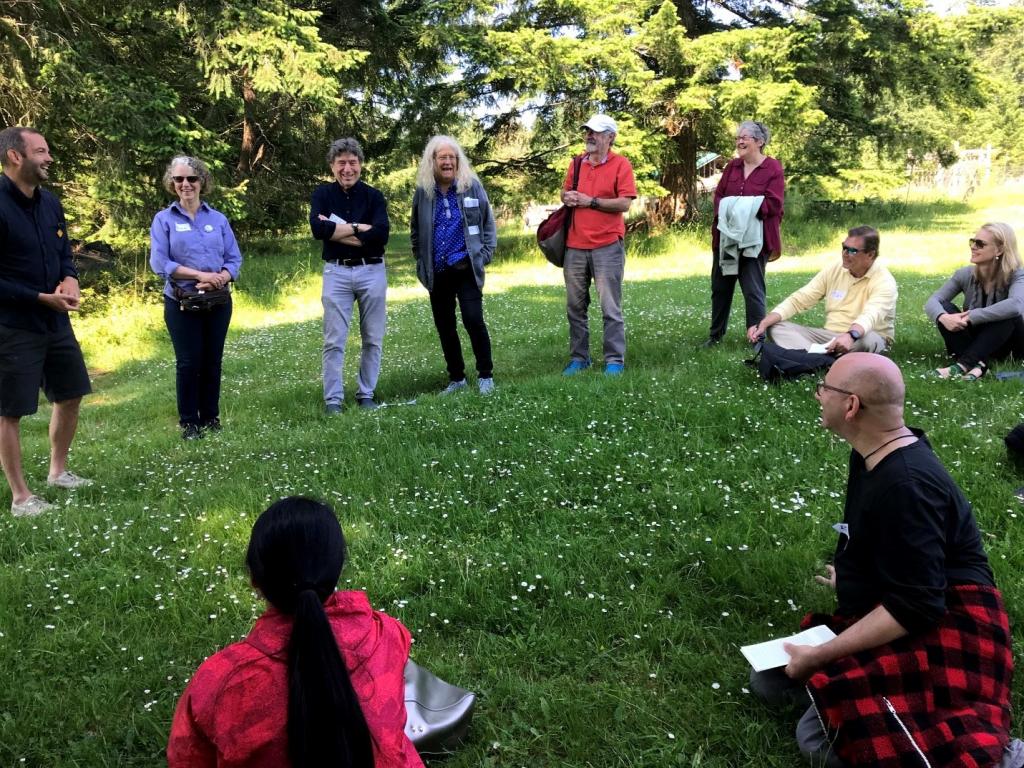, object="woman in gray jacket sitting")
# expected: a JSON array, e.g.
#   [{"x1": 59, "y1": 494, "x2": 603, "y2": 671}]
[
  {"x1": 411, "y1": 136, "x2": 497, "y2": 395},
  {"x1": 925, "y1": 222, "x2": 1024, "y2": 380}
]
